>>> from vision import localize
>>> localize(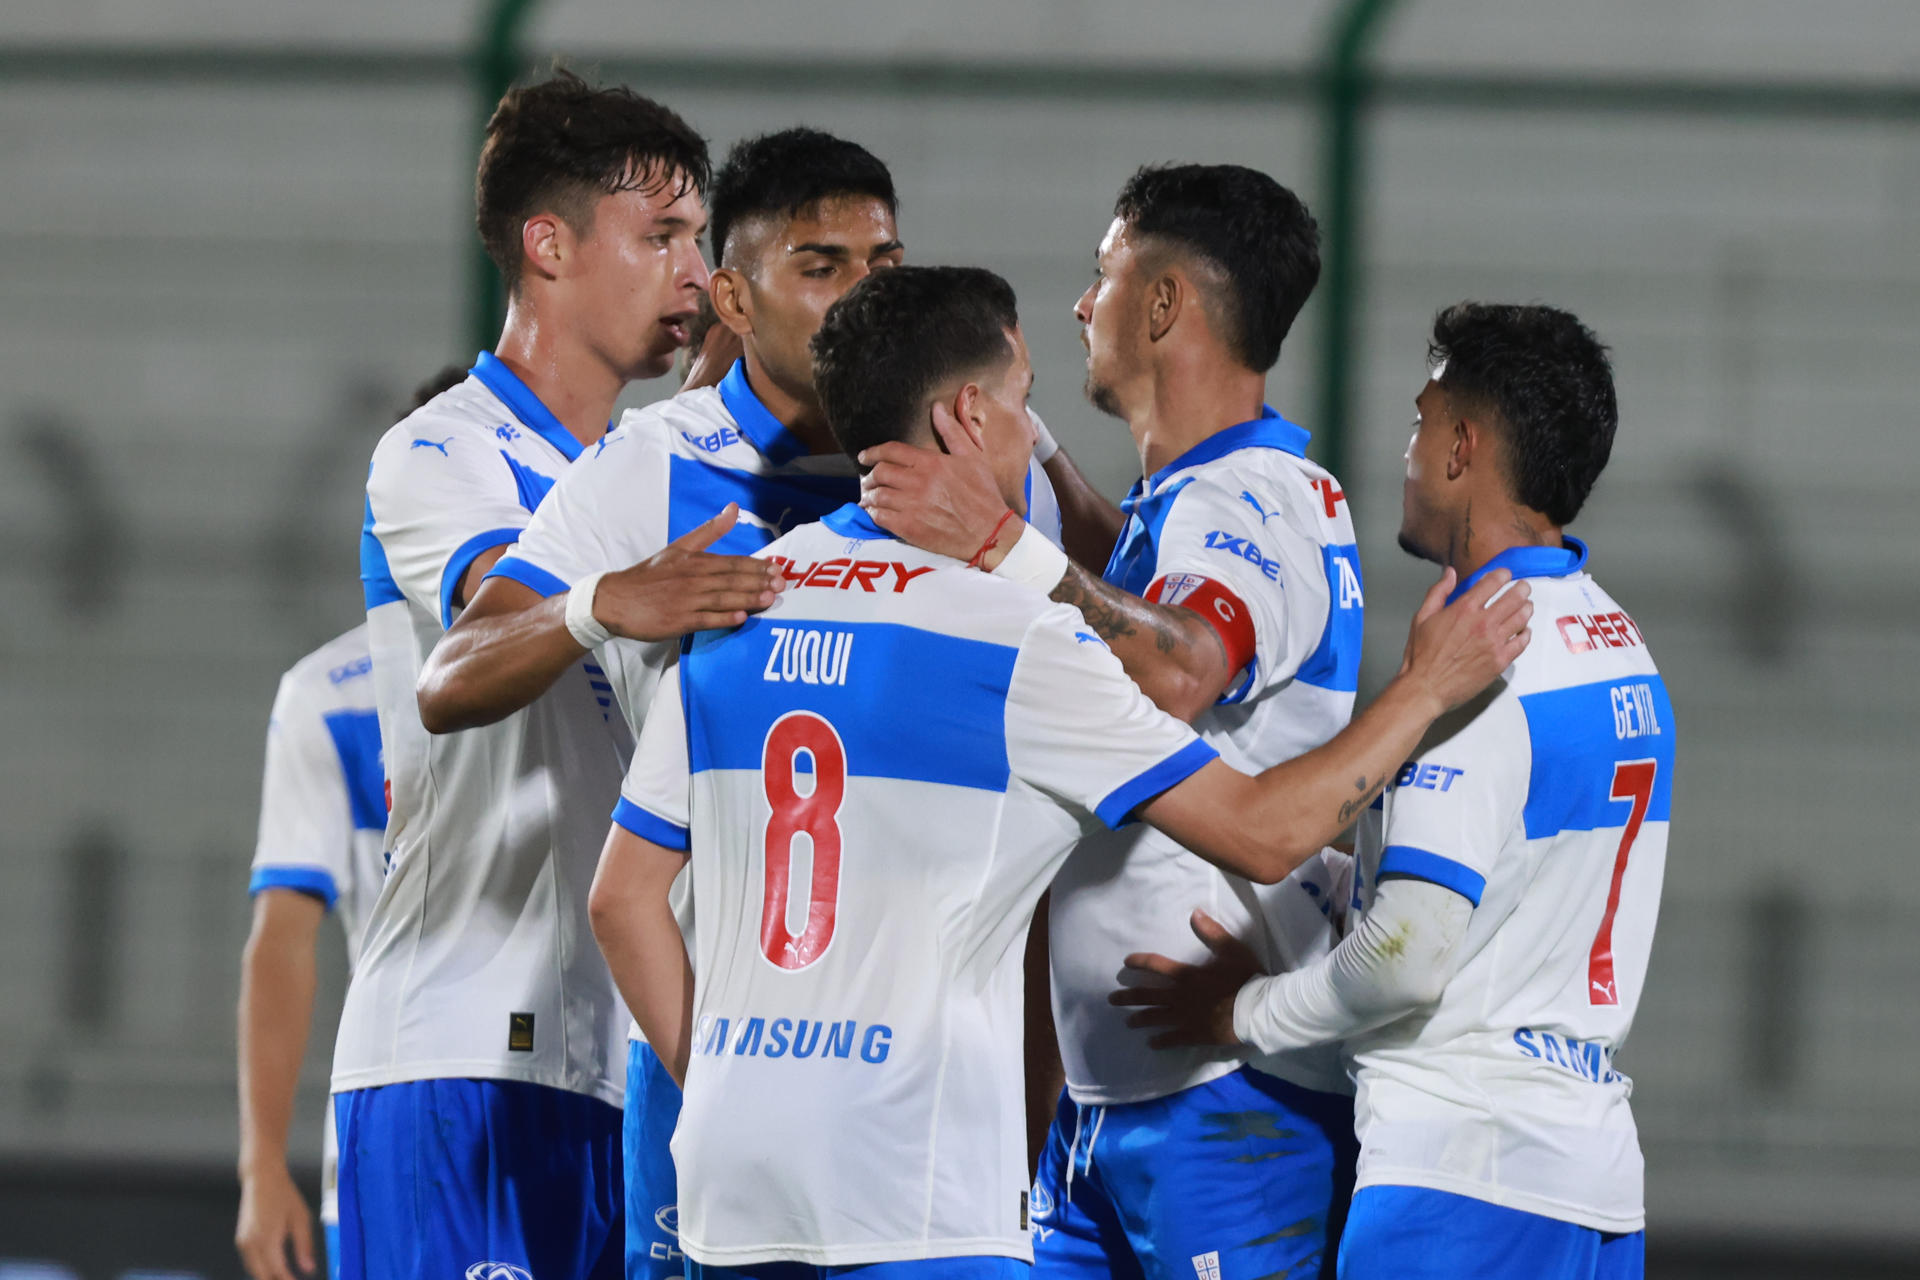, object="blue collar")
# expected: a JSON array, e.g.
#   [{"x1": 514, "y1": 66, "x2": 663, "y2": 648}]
[
  {"x1": 719, "y1": 359, "x2": 809, "y2": 466},
  {"x1": 1145, "y1": 406, "x2": 1312, "y2": 492},
  {"x1": 1447, "y1": 536, "x2": 1590, "y2": 604},
  {"x1": 821, "y1": 502, "x2": 897, "y2": 542},
  {"x1": 470, "y1": 351, "x2": 591, "y2": 462}
]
